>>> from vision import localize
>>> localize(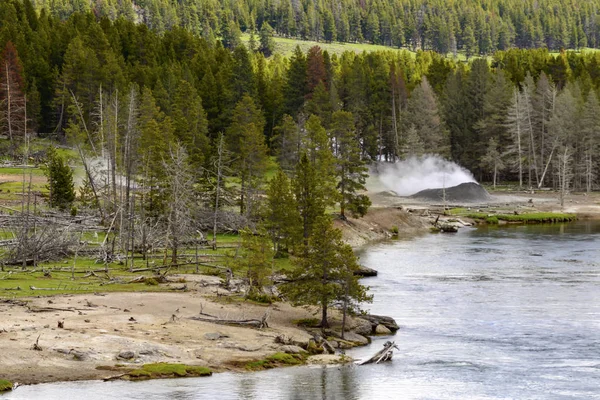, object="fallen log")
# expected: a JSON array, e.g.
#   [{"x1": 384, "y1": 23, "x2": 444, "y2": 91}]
[
  {"x1": 359, "y1": 341, "x2": 399, "y2": 365},
  {"x1": 27, "y1": 306, "x2": 76, "y2": 313},
  {"x1": 189, "y1": 311, "x2": 269, "y2": 329}
]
